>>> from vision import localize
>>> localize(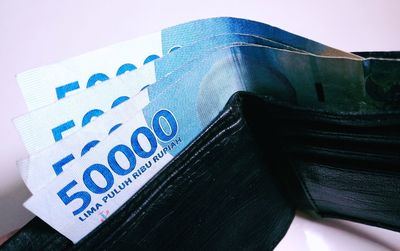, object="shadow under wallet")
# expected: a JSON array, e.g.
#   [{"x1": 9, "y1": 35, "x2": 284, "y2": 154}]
[{"x1": 3, "y1": 67, "x2": 400, "y2": 250}]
